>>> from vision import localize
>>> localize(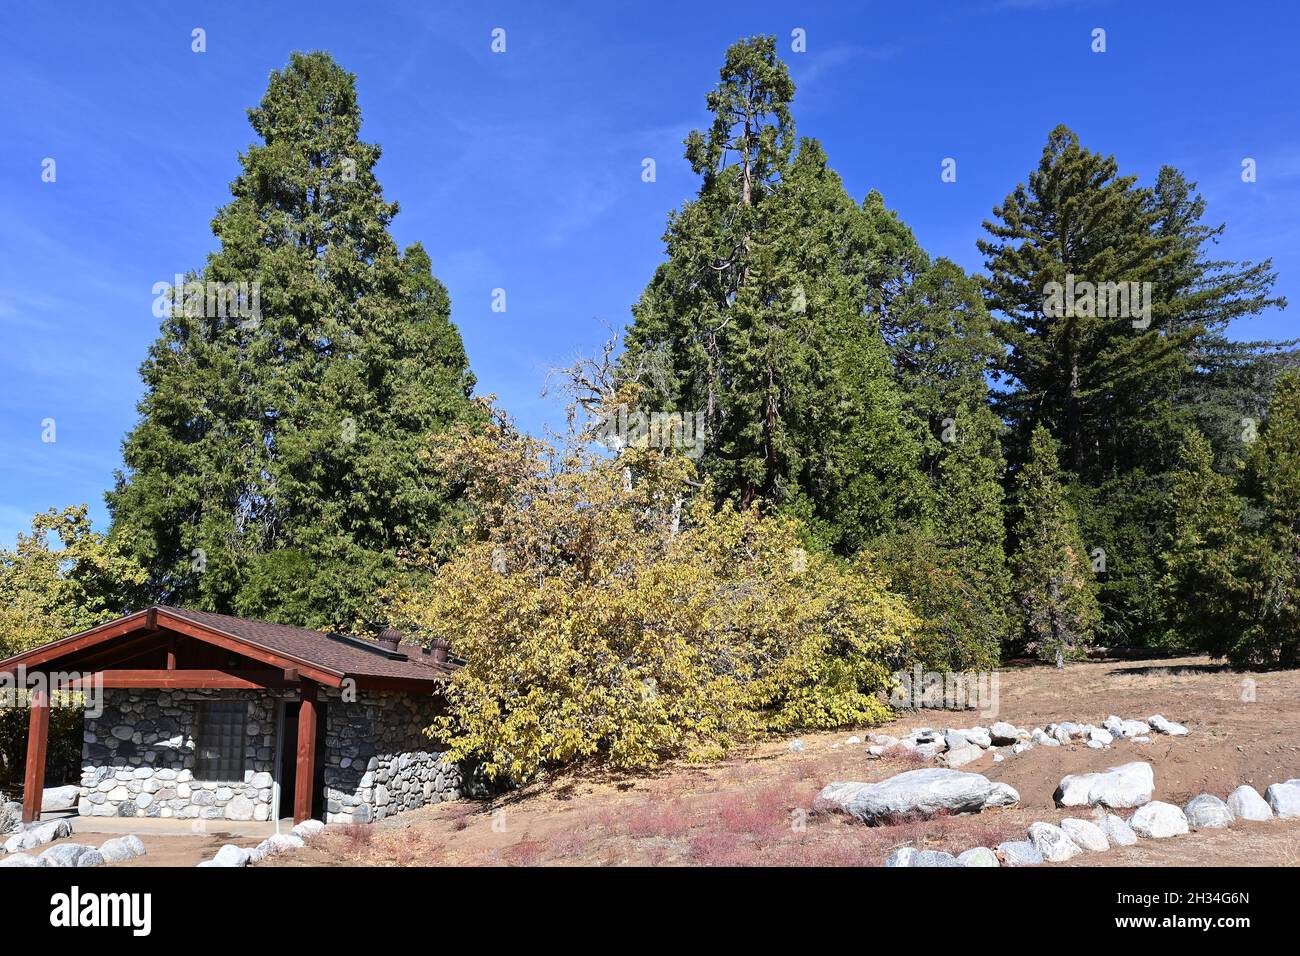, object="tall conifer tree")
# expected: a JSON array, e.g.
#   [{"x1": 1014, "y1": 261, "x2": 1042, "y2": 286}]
[
  {"x1": 108, "y1": 53, "x2": 479, "y2": 631},
  {"x1": 622, "y1": 36, "x2": 929, "y2": 552}
]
